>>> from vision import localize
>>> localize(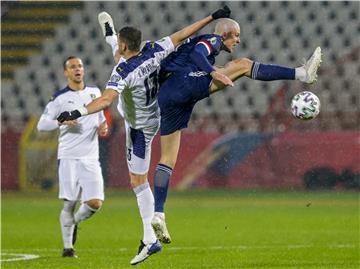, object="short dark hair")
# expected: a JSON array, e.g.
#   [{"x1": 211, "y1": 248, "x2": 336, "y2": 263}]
[
  {"x1": 63, "y1": 56, "x2": 79, "y2": 70},
  {"x1": 118, "y1": 26, "x2": 142, "y2": 51}
]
